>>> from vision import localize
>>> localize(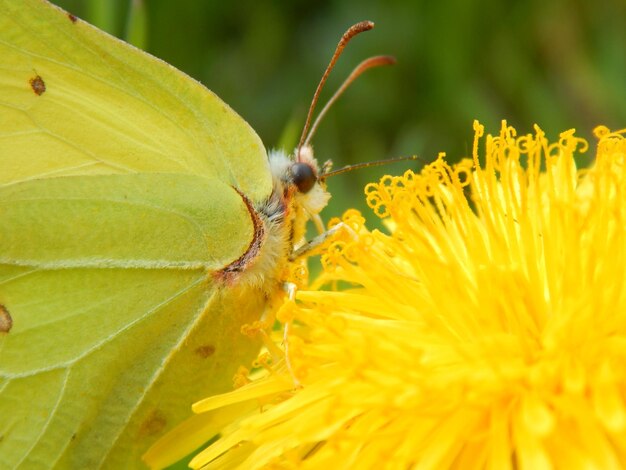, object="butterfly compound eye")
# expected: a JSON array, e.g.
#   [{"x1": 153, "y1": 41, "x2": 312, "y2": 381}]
[{"x1": 292, "y1": 162, "x2": 317, "y2": 193}]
